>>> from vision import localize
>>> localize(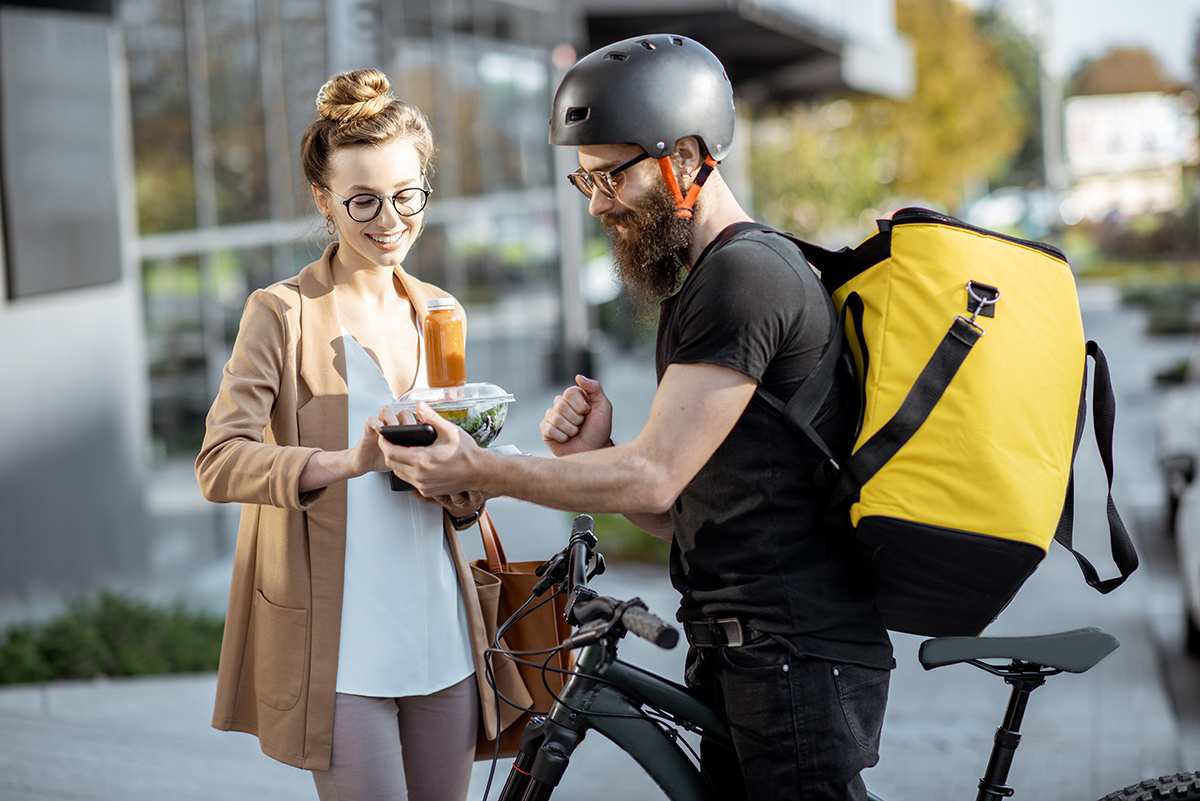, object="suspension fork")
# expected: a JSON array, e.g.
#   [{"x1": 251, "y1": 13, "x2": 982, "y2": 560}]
[{"x1": 497, "y1": 652, "x2": 608, "y2": 801}]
